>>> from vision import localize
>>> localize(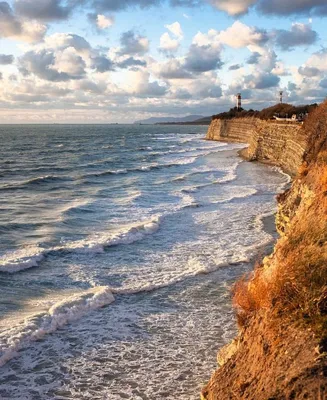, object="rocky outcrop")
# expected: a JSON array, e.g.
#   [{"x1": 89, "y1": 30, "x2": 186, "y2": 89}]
[
  {"x1": 206, "y1": 118, "x2": 306, "y2": 176},
  {"x1": 202, "y1": 106, "x2": 327, "y2": 399}
]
